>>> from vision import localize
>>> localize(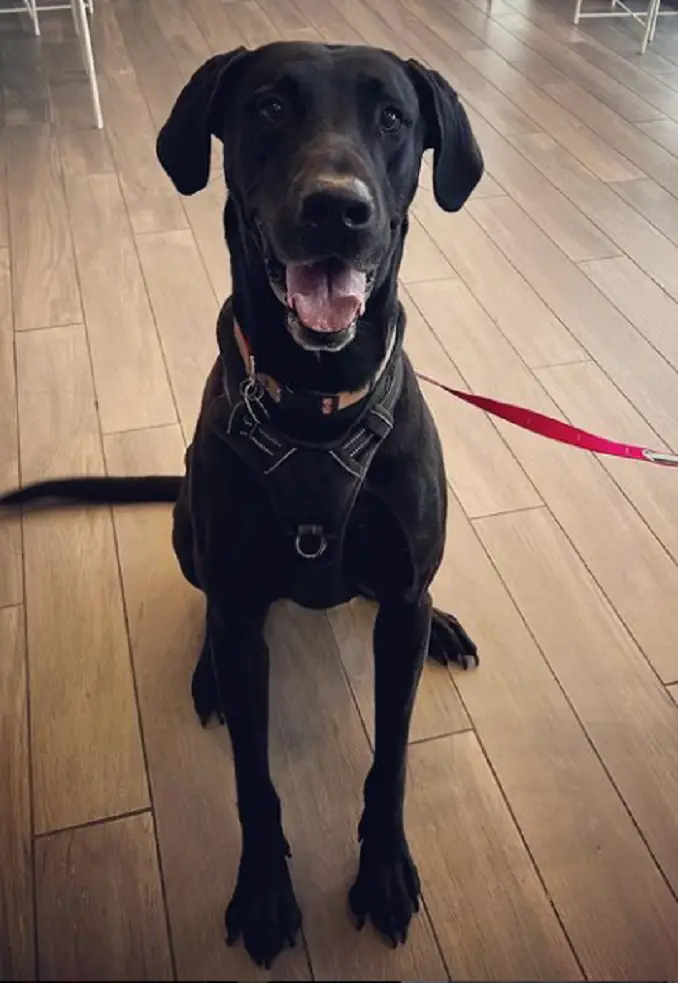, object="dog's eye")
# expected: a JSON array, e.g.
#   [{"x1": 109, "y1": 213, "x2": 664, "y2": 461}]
[
  {"x1": 379, "y1": 106, "x2": 403, "y2": 133},
  {"x1": 256, "y1": 96, "x2": 286, "y2": 128}
]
